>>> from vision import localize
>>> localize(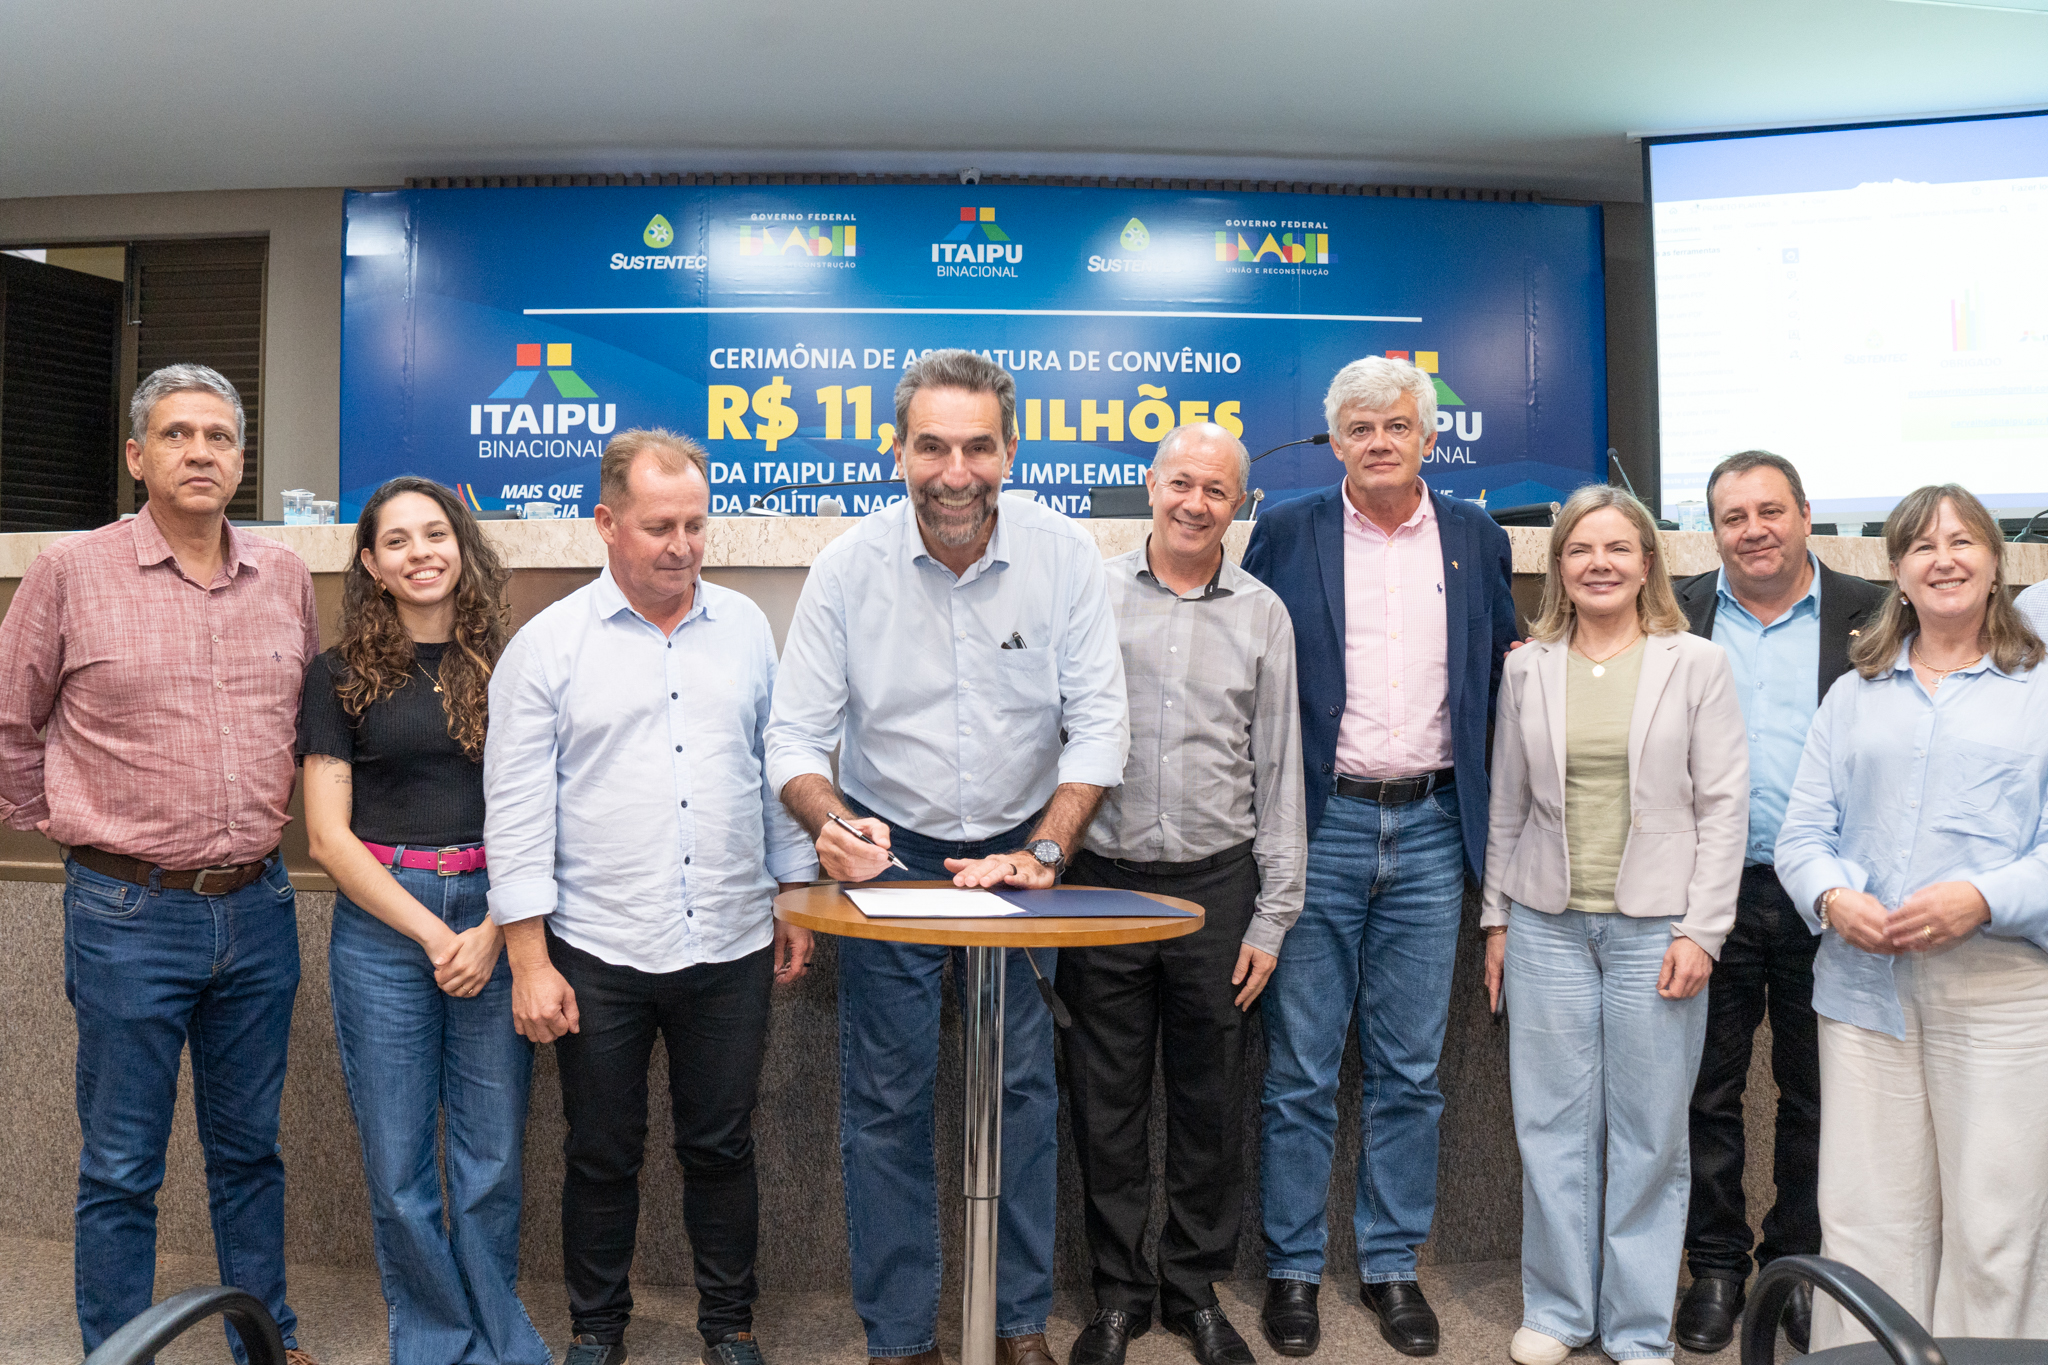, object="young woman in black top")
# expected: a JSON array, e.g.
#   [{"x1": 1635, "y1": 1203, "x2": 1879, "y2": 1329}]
[{"x1": 298, "y1": 477, "x2": 548, "y2": 1365}]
